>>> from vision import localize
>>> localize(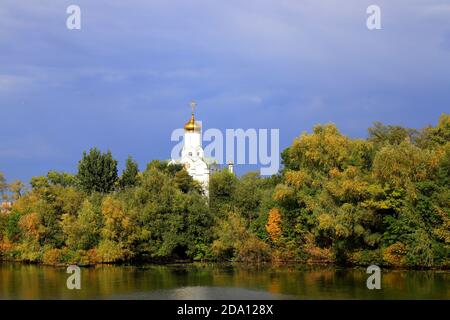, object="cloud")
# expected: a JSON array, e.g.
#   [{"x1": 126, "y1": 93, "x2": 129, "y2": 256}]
[
  {"x1": 0, "y1": 75, "x2": 32, "y2": 93},
  {"x1": 422, "y1": 3, "x2": 450, "y2": 15},
  {"x1": 0, "y1": 135, "x2": 60, "y2": 160},
  {"x1": 0, "y1": 0, "x2": 449, "y2": 181}
]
